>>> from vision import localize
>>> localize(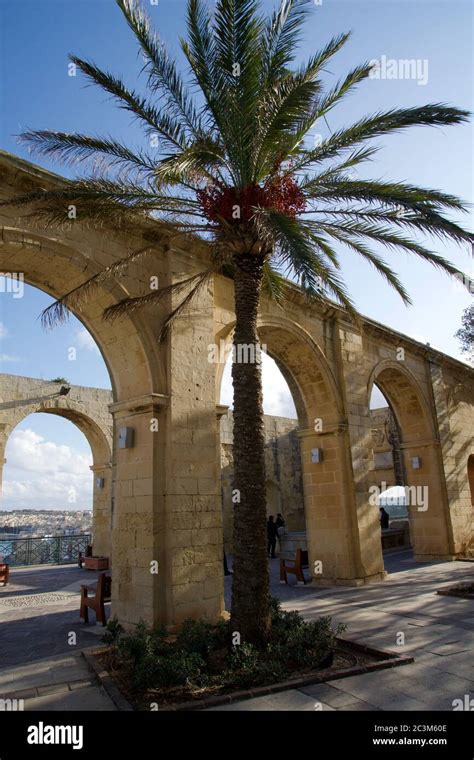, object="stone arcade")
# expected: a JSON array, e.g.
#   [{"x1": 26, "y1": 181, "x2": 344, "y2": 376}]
[{"x1": 0, "y1": 150, "x2": 473, "y2": 630}]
